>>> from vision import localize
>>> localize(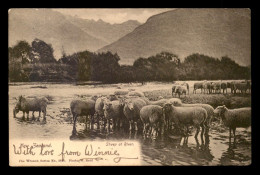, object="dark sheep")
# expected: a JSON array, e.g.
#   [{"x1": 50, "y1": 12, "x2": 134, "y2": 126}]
[
  {"x1": 174, "y1": 85, "x2": 187, "y2": 98},
  {"x1": 221, "y1": 82, "x2": 228, "y2": 94},
  {"x1": 234, "y1": 81, "x2": 250, "y2": 94},
  {"x1": 203, "y1": 81, "x2": 211, "y2": 94},
  {"x1": 193, "y1": 82, "x2": 203, "y2": 94},
  {"x1": 13, "y1": 95, "x2": 48, "y2": 121}
]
